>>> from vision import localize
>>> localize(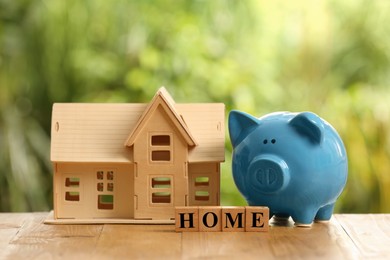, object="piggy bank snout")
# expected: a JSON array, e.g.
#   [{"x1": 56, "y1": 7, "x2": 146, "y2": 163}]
[{"x1": 248, "y1": 155, "x2": 290, "y2": 194}]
